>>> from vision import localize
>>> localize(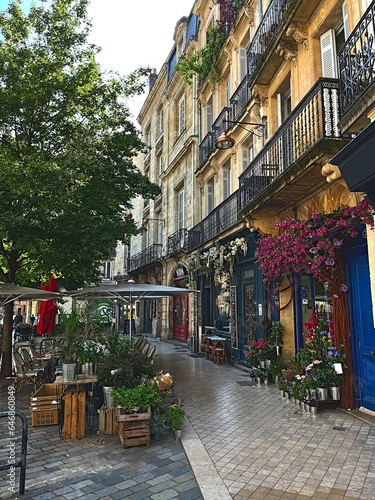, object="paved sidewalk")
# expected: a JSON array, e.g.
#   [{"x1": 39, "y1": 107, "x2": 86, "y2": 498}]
[{"x1": 1, "y1": 337, "x2": 375, "y2": 499}]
